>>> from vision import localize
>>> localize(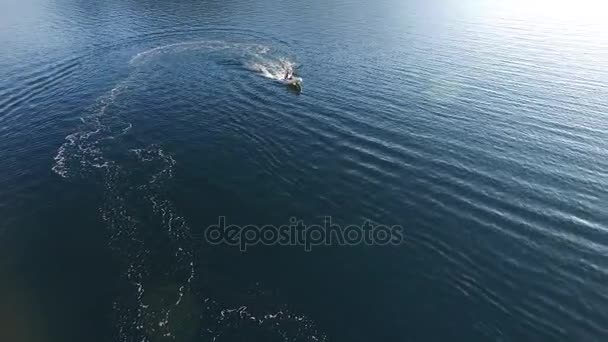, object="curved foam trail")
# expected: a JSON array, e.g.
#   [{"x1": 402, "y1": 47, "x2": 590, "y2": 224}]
[
  {"x1": 52, "y1": 39, "x2": 323, "y2": 342},
  {"x1": 129, "y1": 39, "x2": 300, "y2": 85},
  {"x1": 130, "y1": 39, "x2": 269, "y2": 66}
]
